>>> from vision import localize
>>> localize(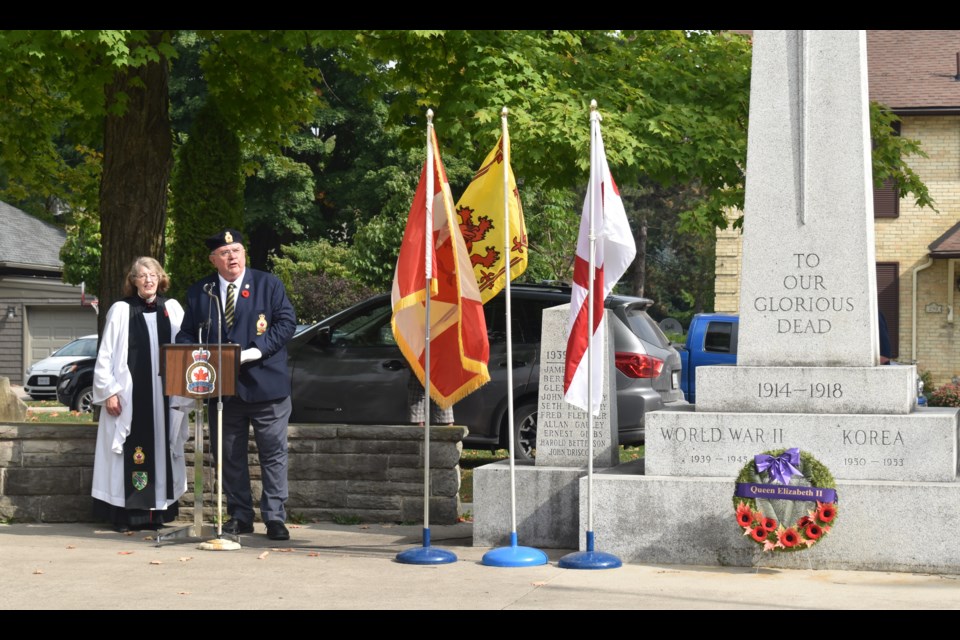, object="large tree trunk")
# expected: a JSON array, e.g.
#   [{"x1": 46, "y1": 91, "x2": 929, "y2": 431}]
[{"x1": 97, "y1": 31, "x2": 173, "y2": 337}]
